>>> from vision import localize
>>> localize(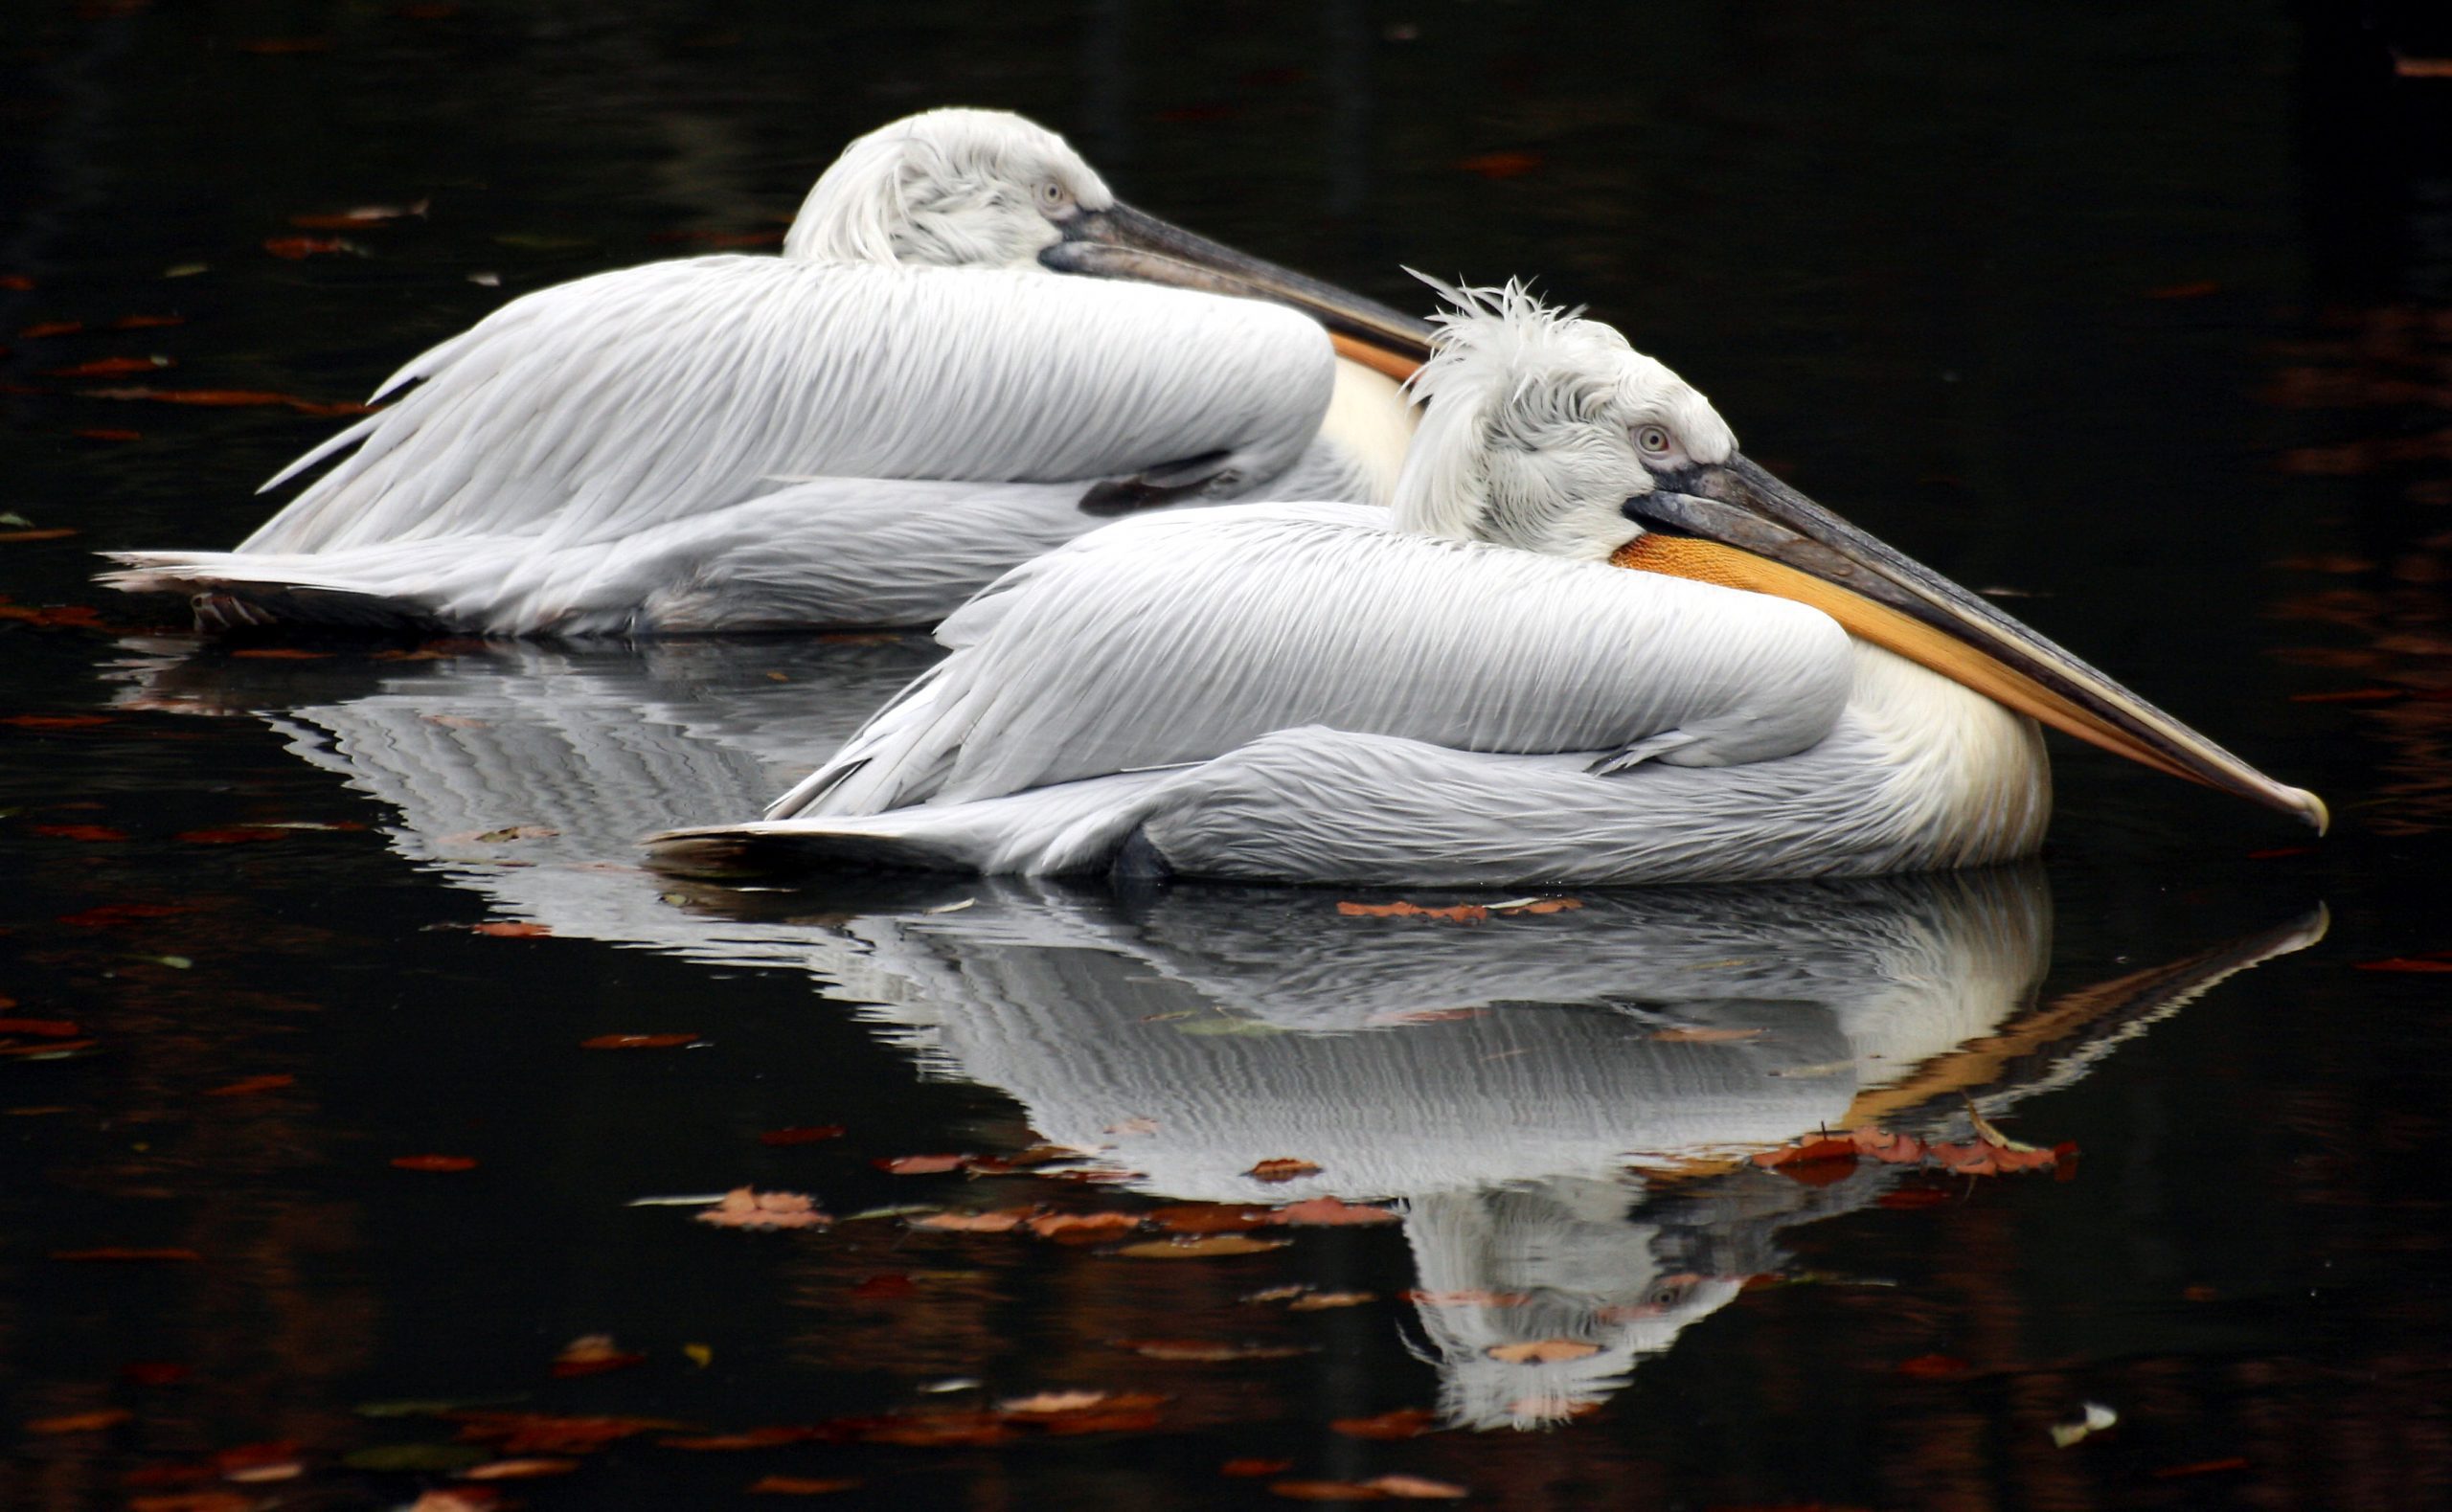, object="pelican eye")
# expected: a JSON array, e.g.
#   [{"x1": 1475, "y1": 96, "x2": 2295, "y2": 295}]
[
  {"x1": 1635, "y1": 425, "x2": 1673, "y2": 456},
  {"x1": 1037, "y1": 180, "x2": 1075, "y2": 213}
]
